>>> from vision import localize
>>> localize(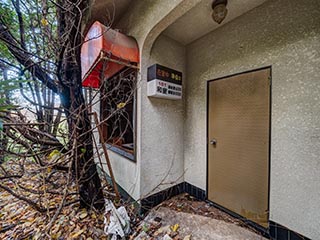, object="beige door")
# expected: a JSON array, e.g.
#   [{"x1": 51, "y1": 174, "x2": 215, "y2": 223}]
[{"x1": 208, "y1": 68, "x2": 270, "y2": 227}]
